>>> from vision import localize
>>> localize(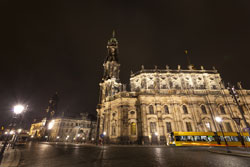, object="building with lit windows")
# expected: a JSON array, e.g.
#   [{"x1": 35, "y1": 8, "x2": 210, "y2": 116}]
[
  {"x1": 96, "y1": 32, "x2": 250, "y2": 144},
  {"x1": 30, "y1": 113, "x2": 96, "y2": 142}
]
